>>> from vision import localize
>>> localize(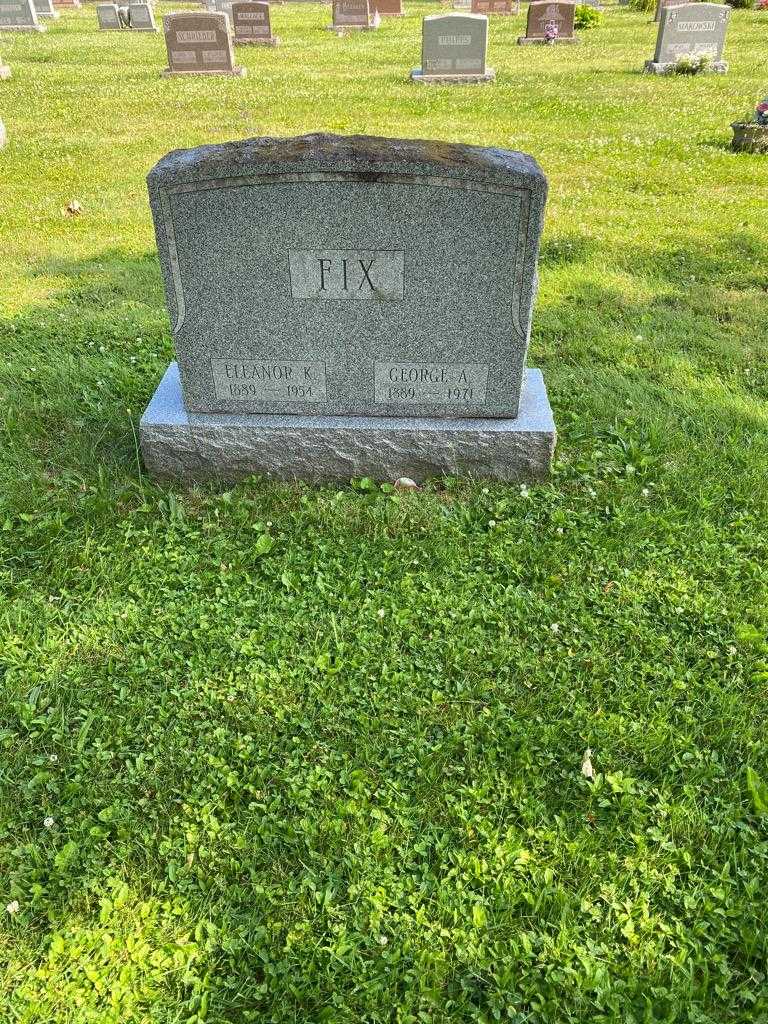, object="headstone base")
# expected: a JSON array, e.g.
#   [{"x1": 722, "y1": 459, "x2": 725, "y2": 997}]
[
  {"x1": 37, "y1": 9, "x2": 61, "y2": 16},
  {"x1": 517, "y1": 35, "x2": 579, "y2": 44},
  {"x1": 643, "y1": 58, "x2": 727, "y2": 74},
  {"x1": 161, "y1": 66, "x2": 247, "y2": 76},
  {"x1": 411, "y1": 67, "x2": 496, "y2": 84},
  {"x1": 3, "y1": 23, "x2": 46, "y2": 30},
  {"x1": 236, "y1": 33, "x2": 280, "y2": 43},
  {"x1": 140, "y1": 363, "x2": 556, "y2": 483}
]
